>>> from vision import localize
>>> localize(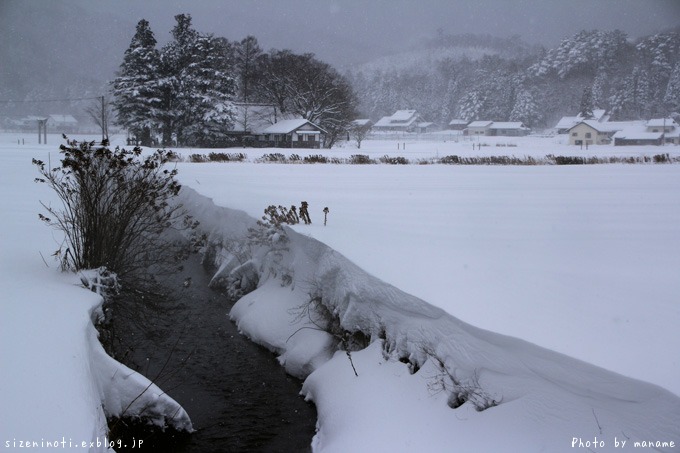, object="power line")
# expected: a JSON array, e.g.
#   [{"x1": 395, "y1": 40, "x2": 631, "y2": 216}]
[{"x1": 0, "y1": 96, "x2": 104, "y2": 104}]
